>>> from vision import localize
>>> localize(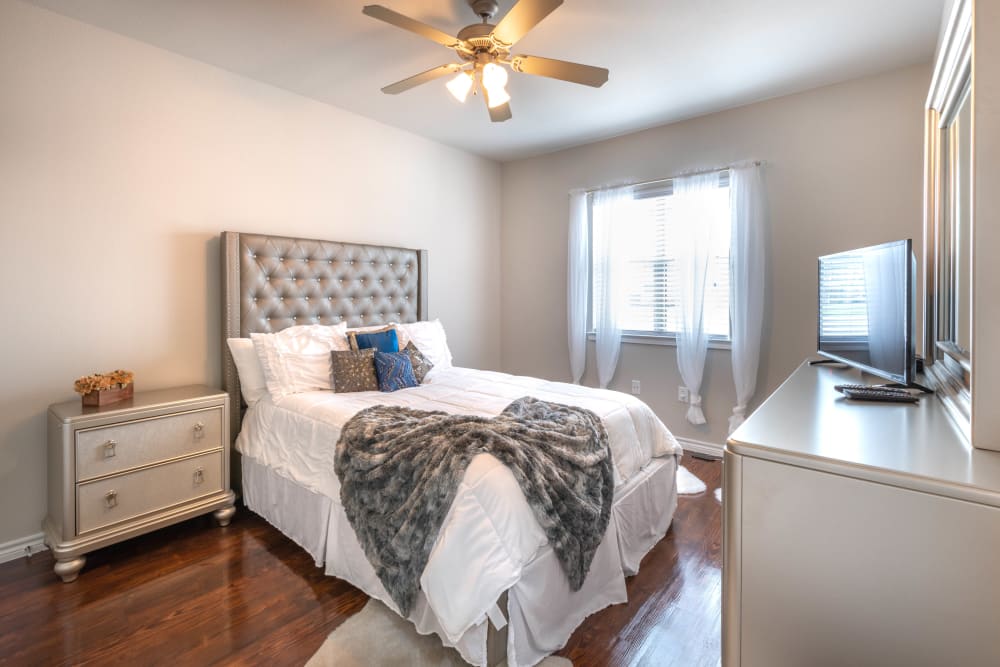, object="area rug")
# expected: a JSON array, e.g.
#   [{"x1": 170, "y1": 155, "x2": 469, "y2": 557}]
[
  {"x1": 306, "y1": 599, "x2": 573, "y2": 667},
  {"x1": 676, "y1": 465, "x2": 707, "y2": 495},
  {"x1": 714, "y1": 488, "x2": 723, "y2": 503}
]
